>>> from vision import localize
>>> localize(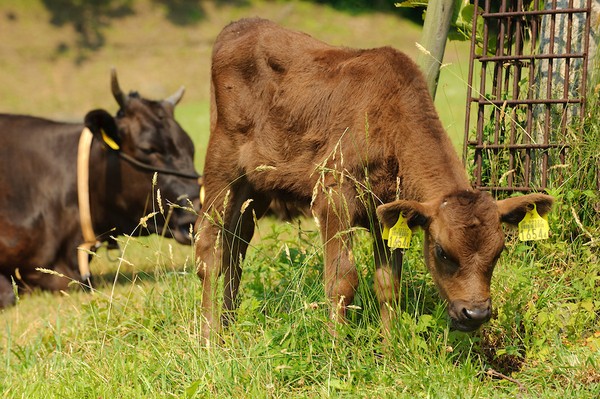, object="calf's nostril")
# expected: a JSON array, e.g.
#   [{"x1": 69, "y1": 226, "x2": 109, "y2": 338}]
[
  {"x1": 462, "y1": 307, "x2": 491, "y2": 321},
  {"x1": 462, "y1": 307, "x2": 473, "y2": 319}
]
